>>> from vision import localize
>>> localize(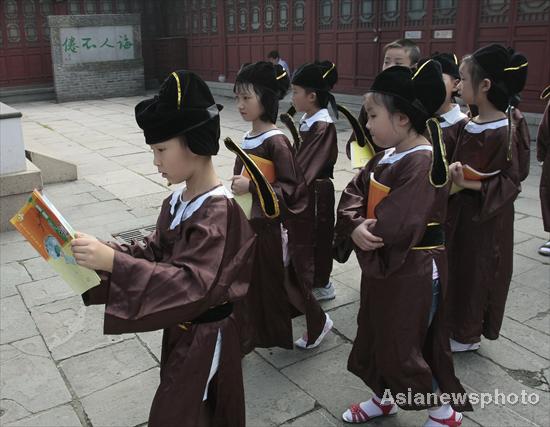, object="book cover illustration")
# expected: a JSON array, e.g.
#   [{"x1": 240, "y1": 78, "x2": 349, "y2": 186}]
[{"x1": 10, "y1": 190, "x2": 100, "y2": 294}]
